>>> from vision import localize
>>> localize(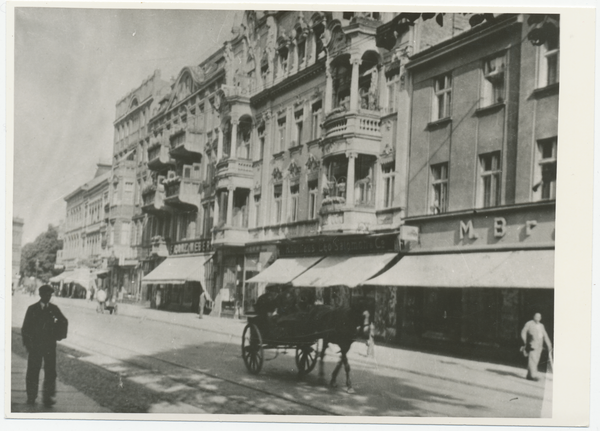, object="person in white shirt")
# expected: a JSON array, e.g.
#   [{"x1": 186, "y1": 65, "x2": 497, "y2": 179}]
[{"x1": 521, "y1": 312, "x2": 553, "y2": 381}]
